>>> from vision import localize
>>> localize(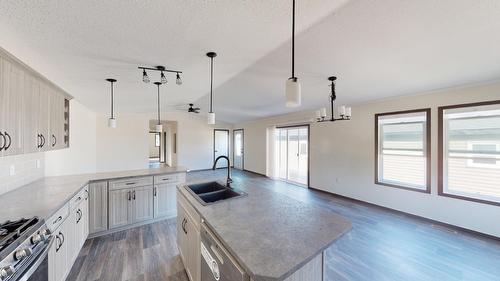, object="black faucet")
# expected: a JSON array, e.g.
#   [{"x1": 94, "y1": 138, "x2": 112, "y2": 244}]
[{"x1": 213, "y1": 155, "x2": 233, "y2": 187}]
